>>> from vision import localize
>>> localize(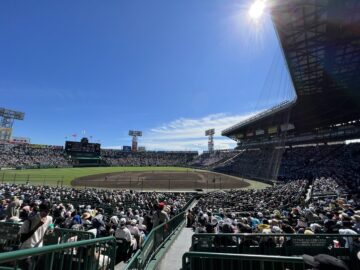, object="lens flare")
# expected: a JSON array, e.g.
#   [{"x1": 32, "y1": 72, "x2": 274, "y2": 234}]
[{"x1": 249, "y1": 0, "x2": 266, "y2": 20}]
